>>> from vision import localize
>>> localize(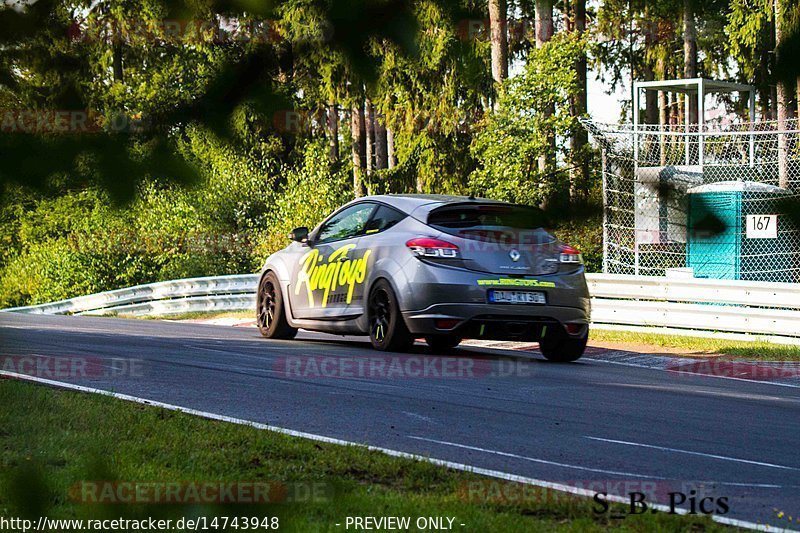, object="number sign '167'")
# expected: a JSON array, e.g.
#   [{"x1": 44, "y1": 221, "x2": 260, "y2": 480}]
[{"x1": 746, "y1": 214, "x2": 778, "y2": 239}]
